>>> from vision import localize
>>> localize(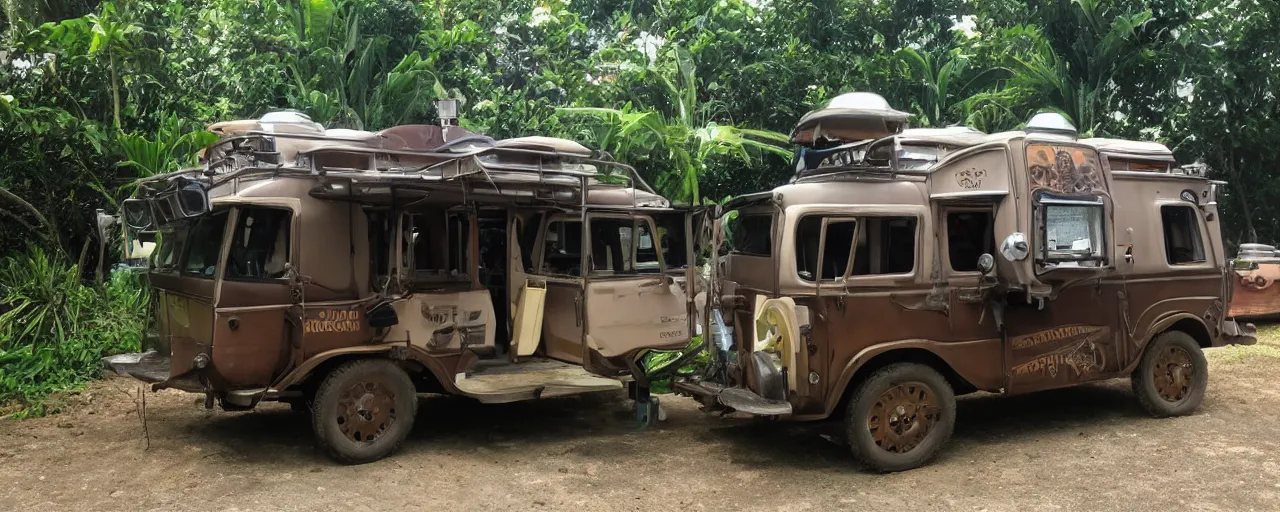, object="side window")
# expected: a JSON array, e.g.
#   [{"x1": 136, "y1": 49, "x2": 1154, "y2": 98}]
[
  {"x1": 153, "y1": 228, "x2": 184, "y2": 272},
  {"x1": 368, "y1": 211, "x2": 391, "y2": 291},
  {"x1": 519, "y1": 213, "x2": 542, "y2": 272},
  {"x1": 631, "y1": 220, "x2": 661, "y2": 273},
  {"x1": 447, "y1": 211, "x2": 470, "y2": 274},
  {"x1": 1038, "y1": 195, "x2": 1106, "y2": 267},
  {"x1": 653, "y1": 213, "x2": 688, "y2": 270},
  {"x1": 182, "y1": 210, "x2": 229, "y2": 278},
  {"x1": 587, "y1": 217, "x2": 662, "y2": 276},
  {"x1": 795, "y1": 216, "x2": 857, "y2": 282},
  {"x1": 1162, "y1": 205, "x2": 1205, "y2": 264},
  {"x1": 225, "y1": 207, "x2": 292, "y2": 280},
  {"x1": 401, "y1": 211, "x2": 470, "y2": 282},
  {"x1": 541, "y1": 219, "x2": 582, "y2": 276},
  {"x1": 851, "y1": 216, "x2": 918, "y2": 276},
  {"x1": 728, "y1": 213, "x2": 772, "y2": 256},
  {"x1": 946, "y1": 210, "x2": 995, "y2": 272}
]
